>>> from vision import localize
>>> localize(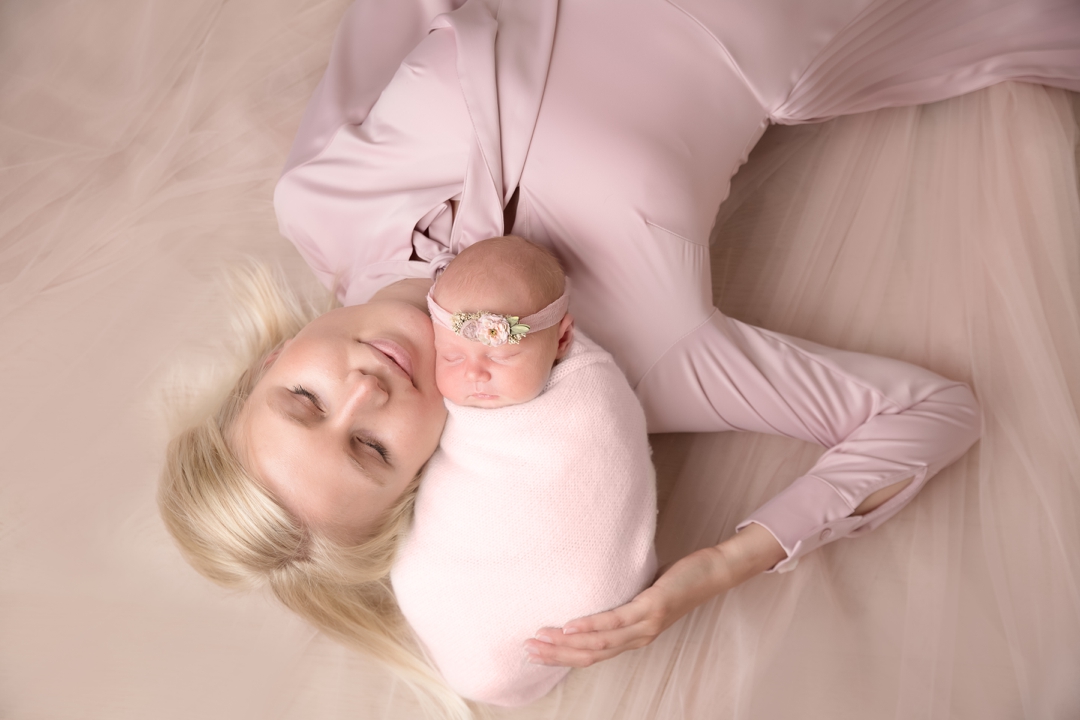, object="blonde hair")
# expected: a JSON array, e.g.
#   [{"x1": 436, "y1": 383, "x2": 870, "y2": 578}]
[{"x1": 158, "y1": 265, "x2": 473, "y2": 719}]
